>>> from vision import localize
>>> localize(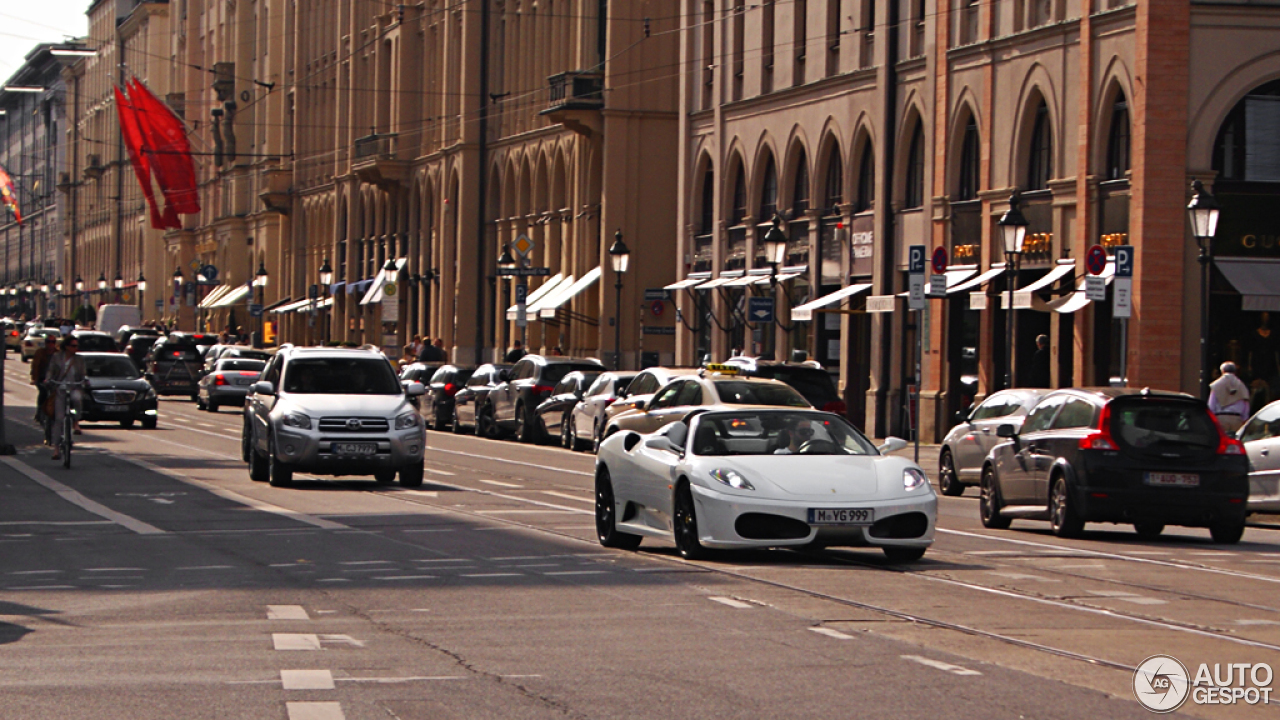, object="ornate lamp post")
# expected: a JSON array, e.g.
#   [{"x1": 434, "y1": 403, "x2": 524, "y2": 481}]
[
  {"x1": 318, "y1": 258, "x2": 333, "y2": 346},
  {"x1": 608, "y1": 229, "x2": 631, "y2": 370},
  {"x1": 763, "y1": 216, "x2": 789, "y2": 359},
  {"x1": 137, "y1": 273, "x2": 147, "y2": 314},
  {"x1": 1187, "y1": 179, "x2": 1221, "y2": 401},
  {"x1": 997, "y1": 192, "x2": 1029, "y2": 390},
  {"x1": 253, "y1": 262, "x2": 269, "y2": 347}
]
